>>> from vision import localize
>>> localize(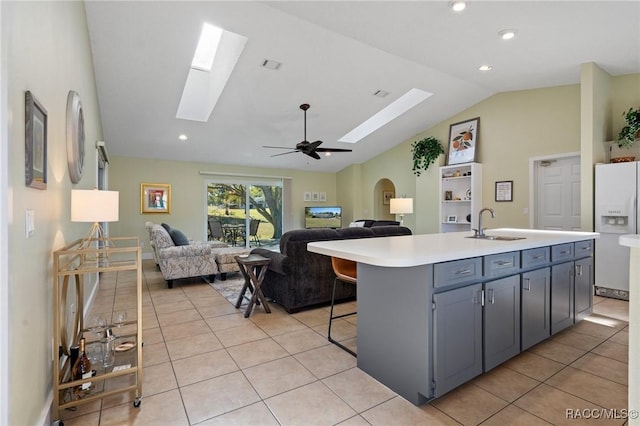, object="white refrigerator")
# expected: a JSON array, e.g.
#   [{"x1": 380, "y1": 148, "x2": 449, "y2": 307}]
[{"x1": 594, "y1": 161, "x2": 639, "y2": 300}]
